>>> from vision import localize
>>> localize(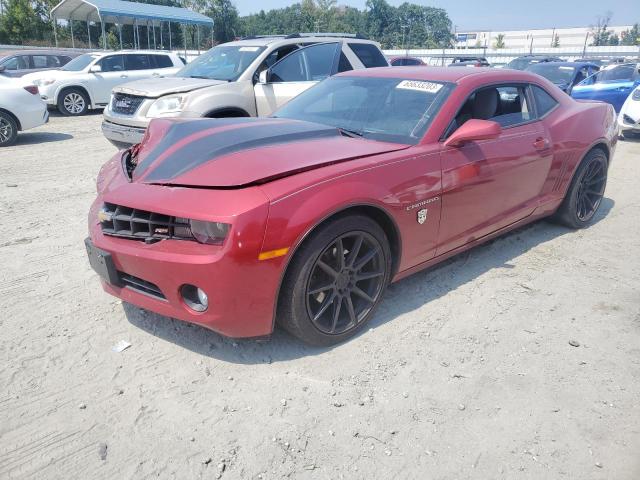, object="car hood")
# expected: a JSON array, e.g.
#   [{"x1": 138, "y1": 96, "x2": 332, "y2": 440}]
[
  {"x1": 113, "y1": 77, "x2": 226, "y2": 98},
  {"x1": 127, "y1": 117, "x2": 410, "y2": 187}
]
